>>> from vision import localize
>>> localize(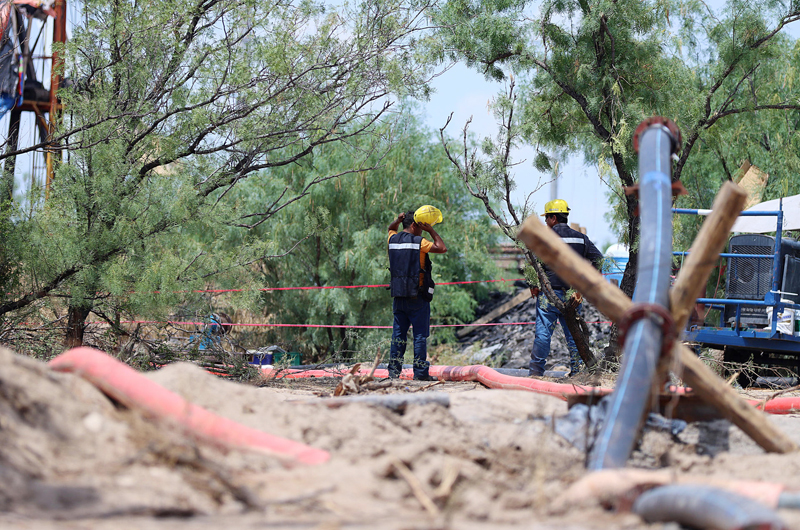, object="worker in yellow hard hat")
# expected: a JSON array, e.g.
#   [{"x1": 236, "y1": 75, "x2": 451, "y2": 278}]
[
  {"x1": 540, "y1": 198, "x2": 570, "y2": 218},
  {"x1": 386, "y1": 208, "x2": 447, "y2": 381},
  {"x1": 529, "y1": 199, "x2": 603, "y2": 378}
]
